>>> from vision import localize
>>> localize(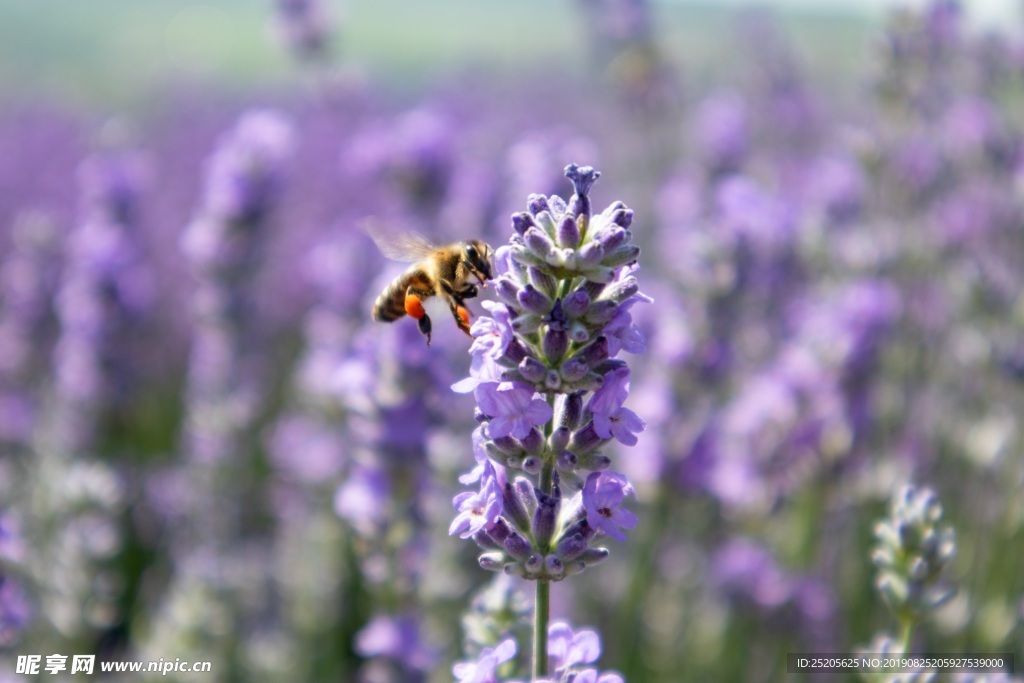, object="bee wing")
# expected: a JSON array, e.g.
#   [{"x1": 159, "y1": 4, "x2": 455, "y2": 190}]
[{"x1": 362, "y1": 218, "x2": 438, "y2": 262}]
